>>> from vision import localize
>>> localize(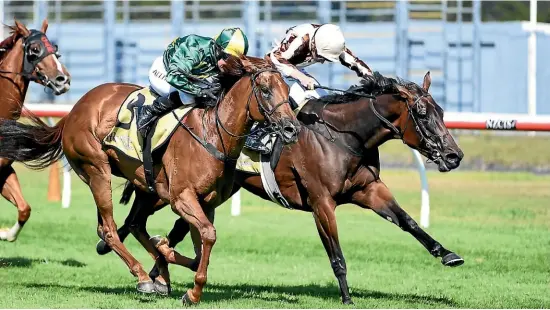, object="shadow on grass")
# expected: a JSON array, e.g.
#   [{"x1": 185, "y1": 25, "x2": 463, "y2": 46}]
[
  {"x1": 23, "y1": 281, "x2": 457, "y2": 307},
  {"x1": 0, "y1": 256, "x2": 86, "y2": 268}
]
